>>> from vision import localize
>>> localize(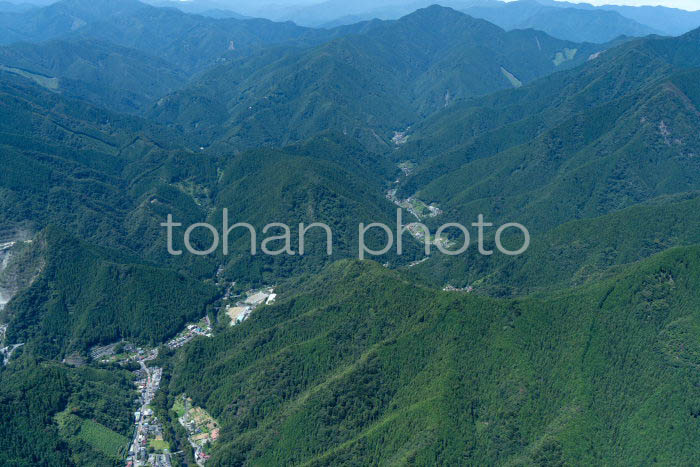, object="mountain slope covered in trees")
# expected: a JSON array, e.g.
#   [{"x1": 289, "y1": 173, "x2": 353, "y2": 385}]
[
  {"x1": 149, "y1": 5, "x2": 603, "y2": 150},
  {"x1": 0, "y1": 3, "x2": 699, "y2": 466},
  {"x1": 168, "y1": 247, "x2": 700, "y2": 465}
]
